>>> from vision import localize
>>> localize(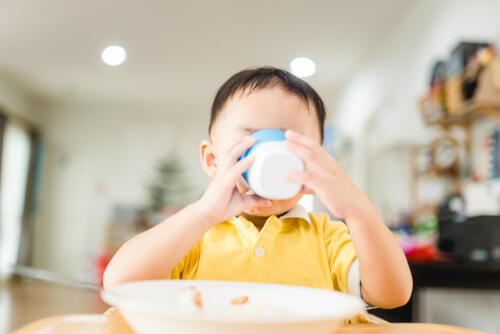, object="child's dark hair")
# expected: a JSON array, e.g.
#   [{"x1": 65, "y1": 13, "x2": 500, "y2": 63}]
[{"x1": 209, "y1": 67, "x2": 326, "y2": 141}]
